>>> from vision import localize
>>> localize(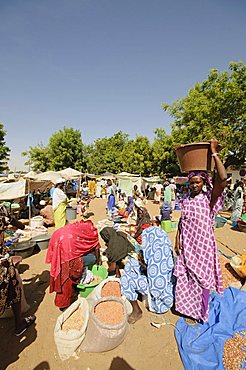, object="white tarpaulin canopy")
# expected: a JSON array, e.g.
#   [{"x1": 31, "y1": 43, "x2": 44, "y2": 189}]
[
  {"x1": 58, "y1": 168, "x2": 83, "y2": 179},
  {"x1": 33, "y1": 171, "x2": 67, "y2": 184},
  {"x1": 117, "y1": 173, "x2": 142, "y2": 197},
  {"x1": 0, "y1": 180, "x2": 26, "y2": 200},
  {"x1": 142, "y1": 176, "x2": 163, "y2": 184},
  {"x1": 23, "y1": 171, "x2": 37, "y2": 179}
]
